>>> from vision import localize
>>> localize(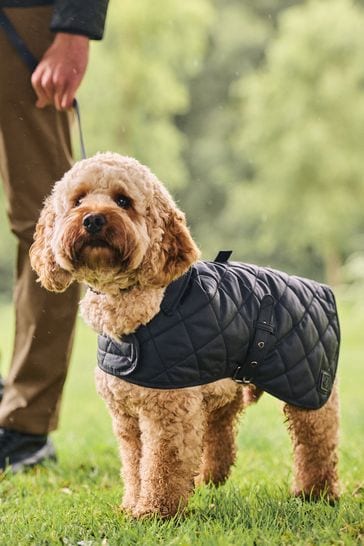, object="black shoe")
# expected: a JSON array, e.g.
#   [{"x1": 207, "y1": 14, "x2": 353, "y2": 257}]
[{"x1": 0, "y1": 428, "x2": 57, "y2": 472}]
